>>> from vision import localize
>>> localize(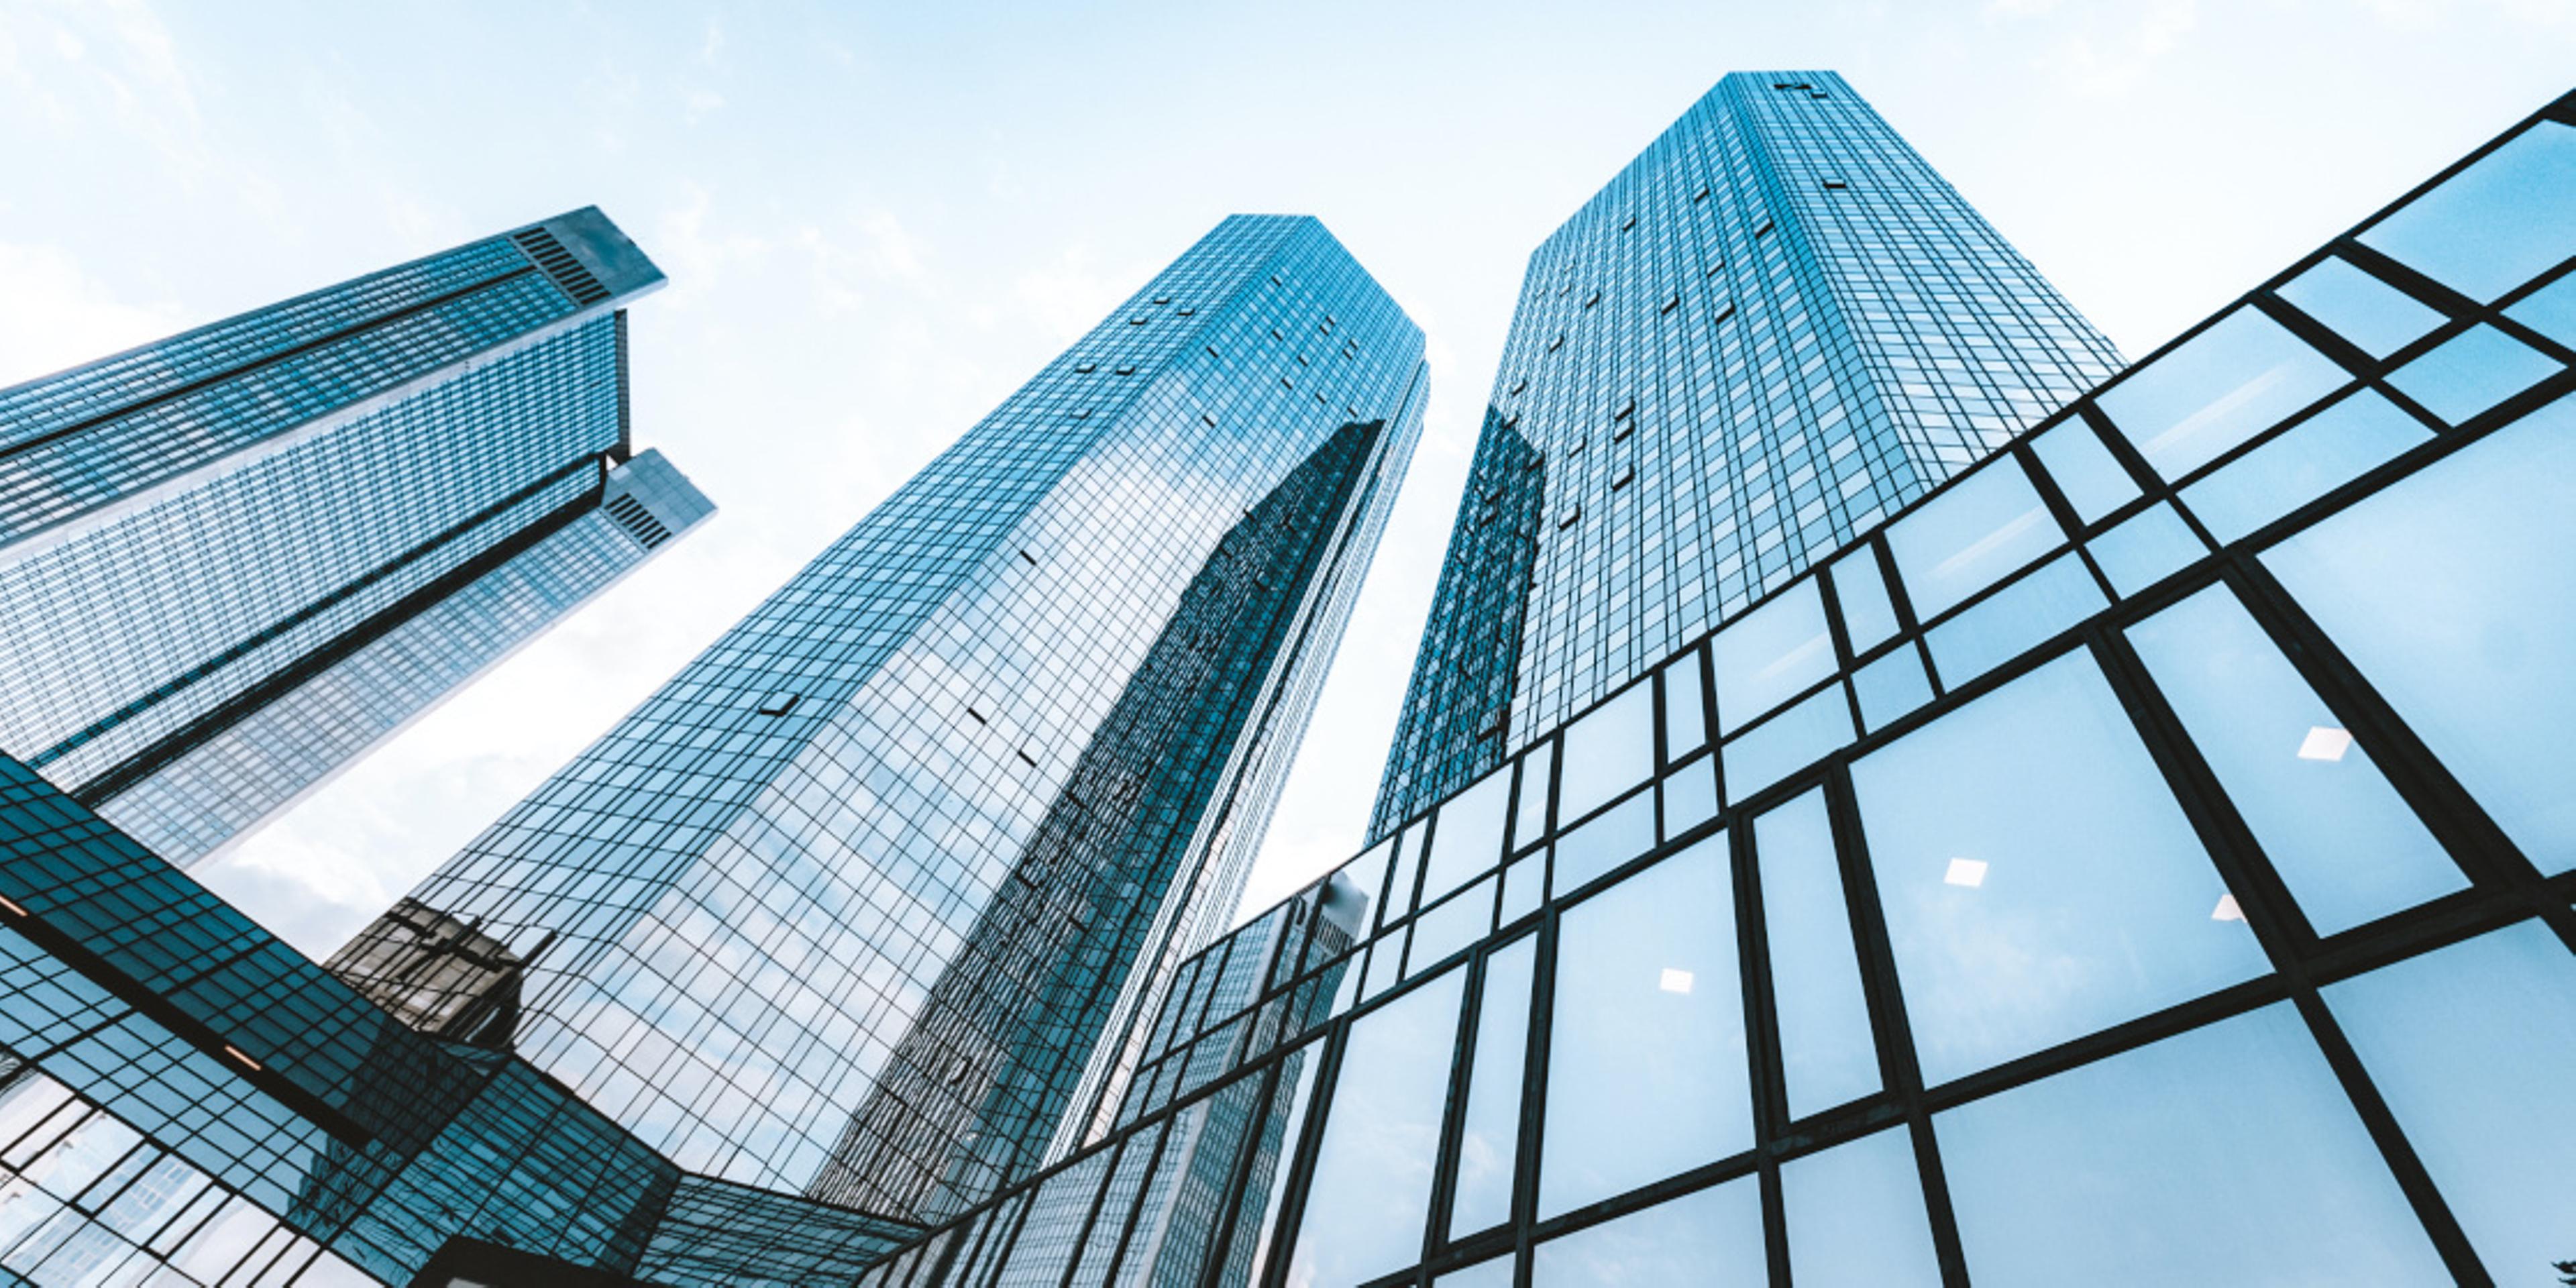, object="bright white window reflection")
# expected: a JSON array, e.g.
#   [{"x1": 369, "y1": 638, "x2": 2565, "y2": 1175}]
[
  {"x1": 1943, "y1": 857, "x2": 1987, "y2": 888},
  {"x1": 2295, "y1": 726, "x2": 2352, "y2": 761},
  {"x1": 1658, "y1": 968, "x2": 1695, "y2": 994}
]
